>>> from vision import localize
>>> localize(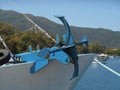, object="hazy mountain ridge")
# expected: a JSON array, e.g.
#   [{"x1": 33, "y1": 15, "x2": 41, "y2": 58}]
[{"x1": 0, "y1": 9, "x2": 120, "y2": 48}]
